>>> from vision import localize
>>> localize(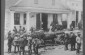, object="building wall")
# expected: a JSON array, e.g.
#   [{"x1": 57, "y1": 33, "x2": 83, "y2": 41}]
[{"x1": 5, "y1": 9, "x2": 13, "y2": 38}]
